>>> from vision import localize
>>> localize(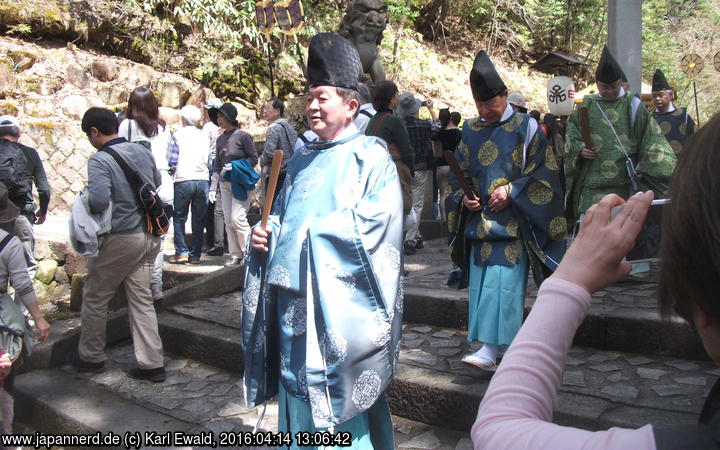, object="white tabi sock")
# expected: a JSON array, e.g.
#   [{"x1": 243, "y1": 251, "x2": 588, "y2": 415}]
[{"x1": 473, "y1": 343, "x2": 499, "y2": 364}]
